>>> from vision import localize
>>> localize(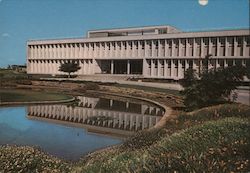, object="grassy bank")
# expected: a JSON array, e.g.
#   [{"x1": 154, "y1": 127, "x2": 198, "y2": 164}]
[
  {"x1": 76, "y1": 103, "x2": 250, "y2": 172},
  {"x1": 0, "y1": 88, "x2": 72, "y2": 103}
]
